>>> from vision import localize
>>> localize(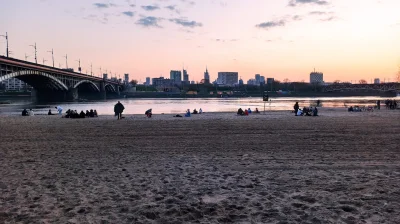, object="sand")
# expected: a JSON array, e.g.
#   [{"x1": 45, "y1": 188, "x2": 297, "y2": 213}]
[{"x1": 0, "y1": 109, "x2": 399, "y2": 224}]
